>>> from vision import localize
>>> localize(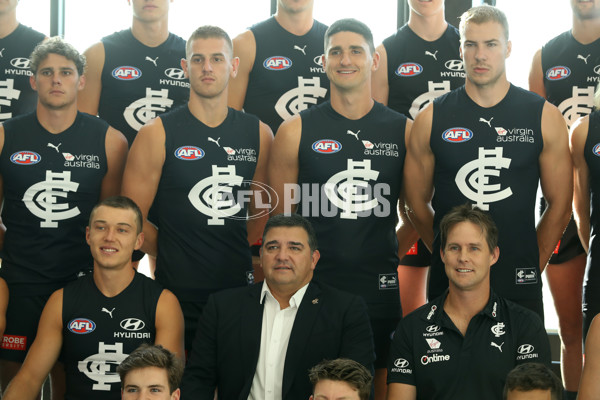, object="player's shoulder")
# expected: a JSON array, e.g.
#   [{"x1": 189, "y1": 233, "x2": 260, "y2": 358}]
[
  {"x1": 249, "y1": 16, "x2": 277, "y2": 34},
  {"x1": 494, "y1": 295, "x2": 544, "y2": 330},
  {"x1": 542, "y1": 30, "x2": 572, "y2": 51},
  {"x1": 101, "y1": 28, "x2": 131, "y2": 44},
  {"x1": 13, "y1": 23, "x2": 46, "y2": 42}
]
